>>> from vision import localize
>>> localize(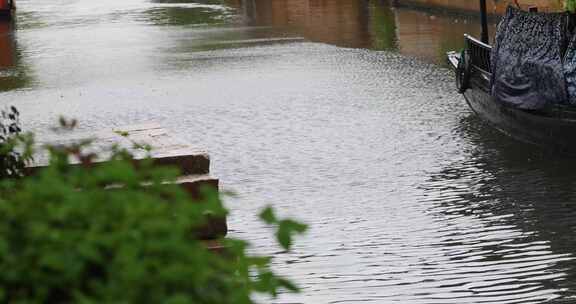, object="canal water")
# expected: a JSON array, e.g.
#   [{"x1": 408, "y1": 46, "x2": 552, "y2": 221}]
[{"x1": 2, "y1": 0, "x2": 576, "y2": 303}]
